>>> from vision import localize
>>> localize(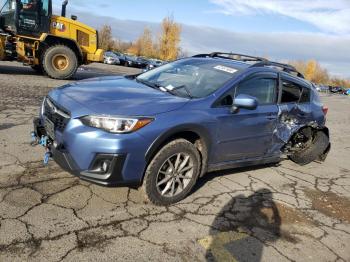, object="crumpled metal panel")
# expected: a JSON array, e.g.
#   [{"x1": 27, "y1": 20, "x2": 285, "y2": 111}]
[{"x1": 269, "y1": 103, "x2": 318, "y2": 155}]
